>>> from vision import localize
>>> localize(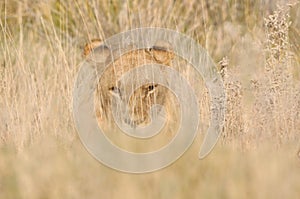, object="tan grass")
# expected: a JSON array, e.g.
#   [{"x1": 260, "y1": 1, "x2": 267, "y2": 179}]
[{"x1": 0, "y1": 0, "x2": 300, "y2": 198}]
